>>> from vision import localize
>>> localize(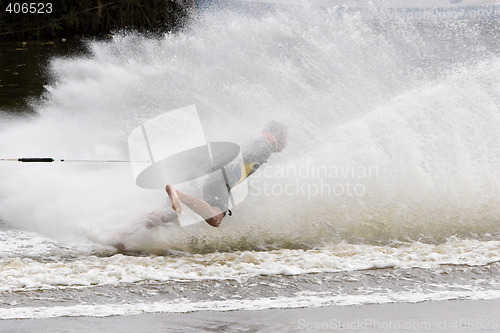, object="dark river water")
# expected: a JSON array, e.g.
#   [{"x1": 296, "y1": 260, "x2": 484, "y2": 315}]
[{"x1": 0, "y1": 41, "x2": 85, "y2": 110}]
